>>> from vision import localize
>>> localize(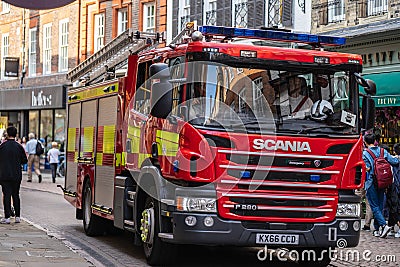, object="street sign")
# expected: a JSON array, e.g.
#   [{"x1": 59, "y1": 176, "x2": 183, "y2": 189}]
[{"x1": 4, "y1": 0, "x2": 75, "y2": 10}]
